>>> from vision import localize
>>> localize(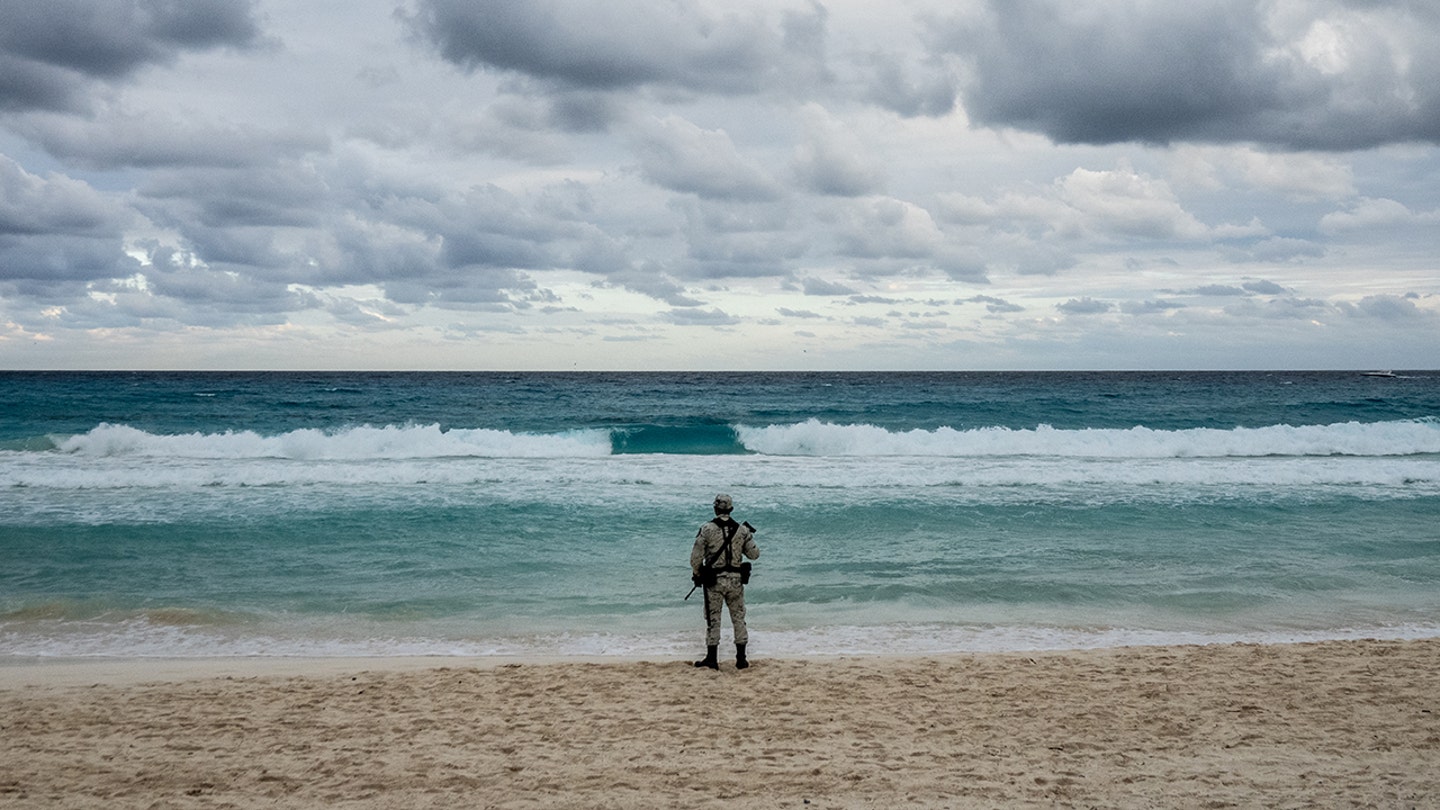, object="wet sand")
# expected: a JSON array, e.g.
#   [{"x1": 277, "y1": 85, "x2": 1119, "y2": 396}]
[{"x1": 4, "y1": 638, "x2": 1438, "y2": 808}]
